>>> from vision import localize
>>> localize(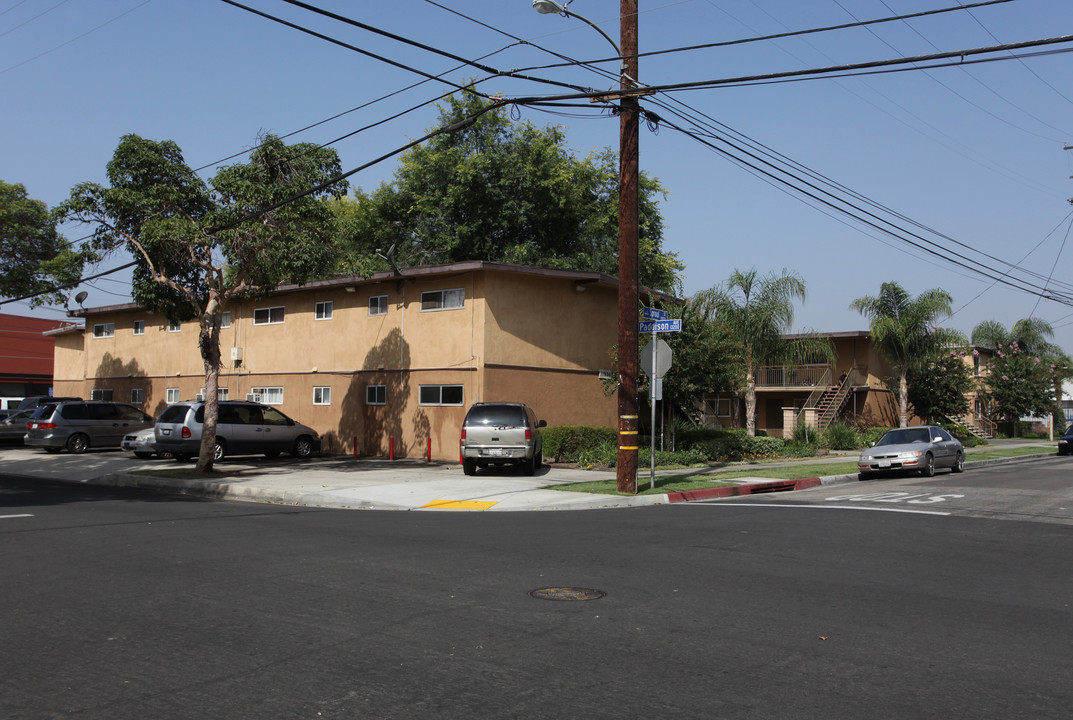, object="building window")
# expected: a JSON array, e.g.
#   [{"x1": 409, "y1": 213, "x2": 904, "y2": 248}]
[
  {"x1": 132, "y1": 320, "x2": 145, "y2": 335},
  {"x1": 92, "y1": 323, "x2": 115, "y2": 338},
  {"x1": 366, "y1": 385, "x2": 386, "y2": 406},
  {"x1": 168, "y1": 319, "x2": 181, "y2": 333},
  {"x1": 315, "y1": 301, "x2": 333, "y2": 320},
  {"x1": 197, "y1": 387, "x2": 229, "y2": 401},
  {"x1": 313, "y1": 386, "x2": 332, "y2": 405},
  {"x1": 369, "y1": 295, "x2": 388, "y2": 316},
  {"x1": 716, "y1": 397, "x2": 731, "y2": 417},
  {"x1": 130, "y1": 388, "x2": 144, "y2": 405},
  {"x1": 90, "y1": 388, "x2": 114, "y2": 401},
  {"x1": 221, "y1": 311, "x2": 232, "y2": 329},
  {"x1": 253, "y1": 306, "x2": 285, "y2": 325},
  {"x1": 419, "y1": 384, "x2": 463, "y2": 406},
  {"x1": 420, "y1": 288, "x2": 464, "y2": 311},
  {"x1": 166, "y1": 388, "x2": 180, "y2": 403},
  {"x1": 247, "y1": 386, "x2": 284, "y2": 405}
]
